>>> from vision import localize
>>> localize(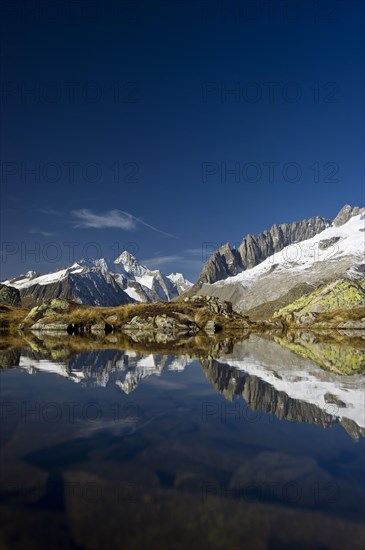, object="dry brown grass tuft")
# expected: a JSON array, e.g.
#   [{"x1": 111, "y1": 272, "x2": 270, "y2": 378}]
[{"x1": 0, "y1": 306, "x2": 29, "y2": 333}]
